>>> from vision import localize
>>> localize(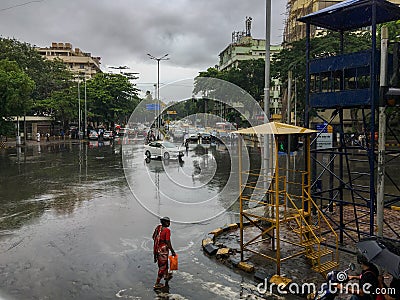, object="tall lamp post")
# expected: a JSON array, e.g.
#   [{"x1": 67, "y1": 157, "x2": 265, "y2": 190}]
[
  {"x1": 264, "y1": 0, "x2": 272, "y2": 192},
  {"x1": 78, "y1": 76, "x2": 81, "y2": 139},
  {"x1": 147, "y1": 53, "x2": 169, "y2": 130},
  {"x1": 84, "y1": 76, "x2": 87, "y2": 138},
  {"x1": 77, "y1": 73, "x2": 87, "y2": 139}
]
